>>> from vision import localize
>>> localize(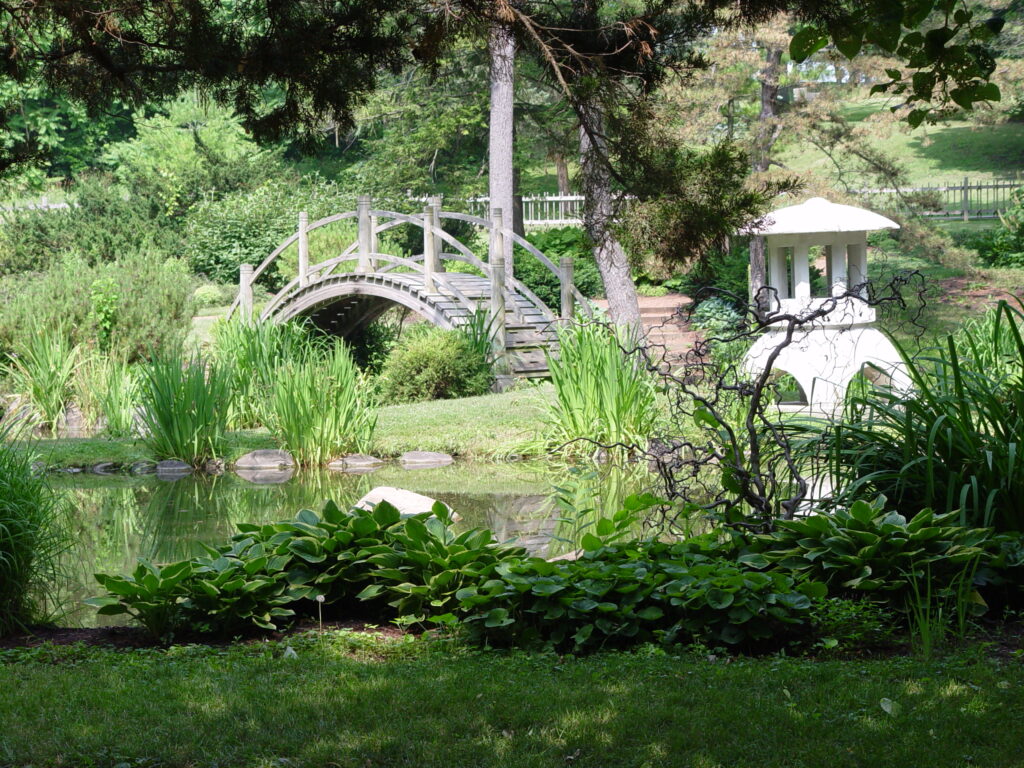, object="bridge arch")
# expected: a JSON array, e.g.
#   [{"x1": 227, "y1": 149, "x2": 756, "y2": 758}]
[{"x1": 228, "y1": 197, "x2": 591, "y2": 379}]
